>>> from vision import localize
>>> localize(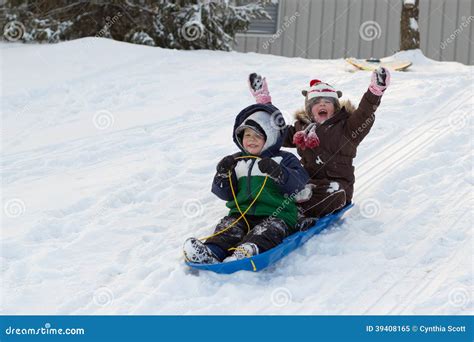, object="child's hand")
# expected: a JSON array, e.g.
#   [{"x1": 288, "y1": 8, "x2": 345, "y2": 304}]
[
  {"x1": 258, "y1": 158, "x2": 283, "y2": 180},
  {"x1": 248, "y1": 73, "x2": 272, "y2": 104},
  {"x1": 369, "y1": 67, "x2": 391, "y2": 96},
  {"x1": 216, "y1": 155, "x2": 237, "y2": 174}
]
